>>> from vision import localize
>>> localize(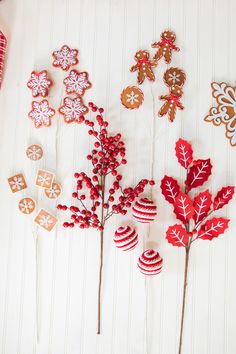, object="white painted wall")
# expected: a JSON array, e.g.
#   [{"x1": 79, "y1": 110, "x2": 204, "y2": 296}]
[{"x1": 0, "y1": 0, "x2": 236, "y2": 353}]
